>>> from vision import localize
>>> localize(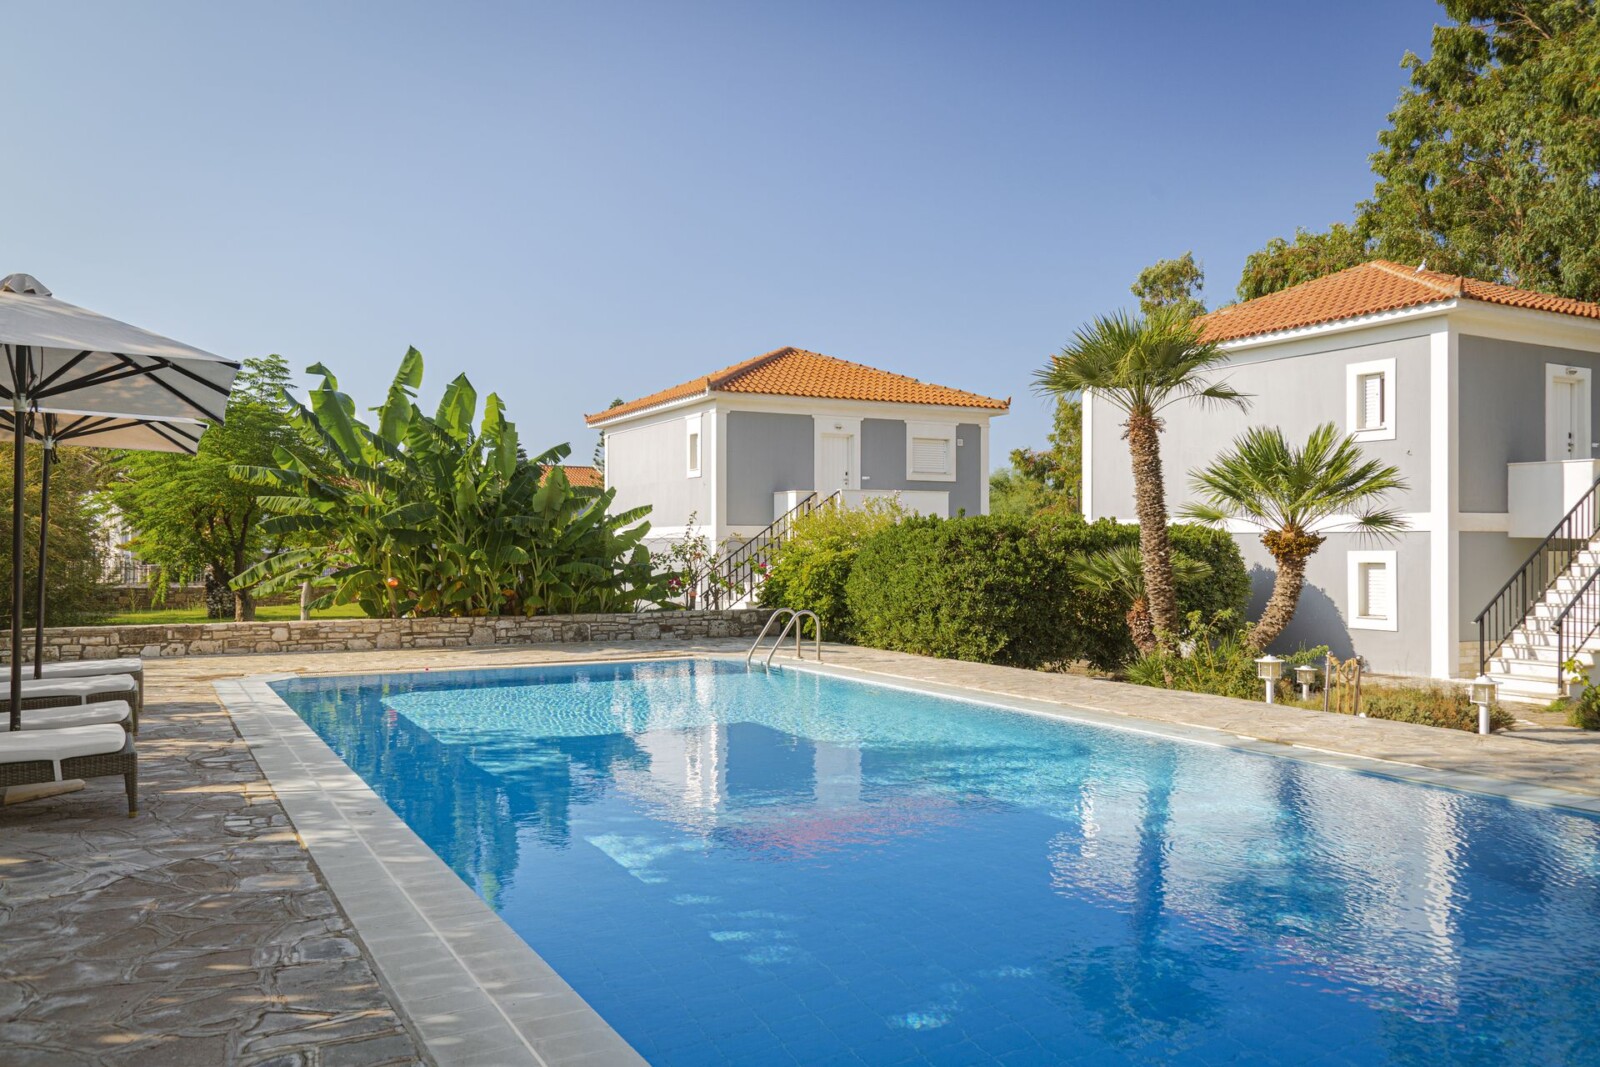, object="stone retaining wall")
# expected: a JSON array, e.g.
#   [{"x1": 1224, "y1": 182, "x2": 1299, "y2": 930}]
[{"x1": 3, "y1": 610, "x2": 774, "y2": 663}]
